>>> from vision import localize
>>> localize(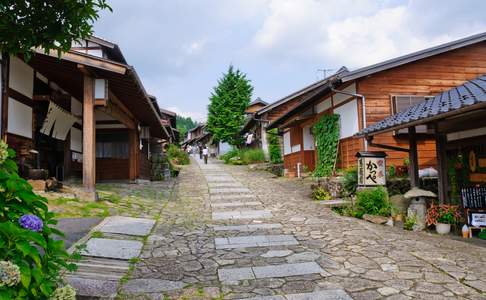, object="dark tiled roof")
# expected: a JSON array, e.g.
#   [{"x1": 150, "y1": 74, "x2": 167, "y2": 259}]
[{"x1": 359, "y1": 75, "x2": 486, "y2": 136}]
